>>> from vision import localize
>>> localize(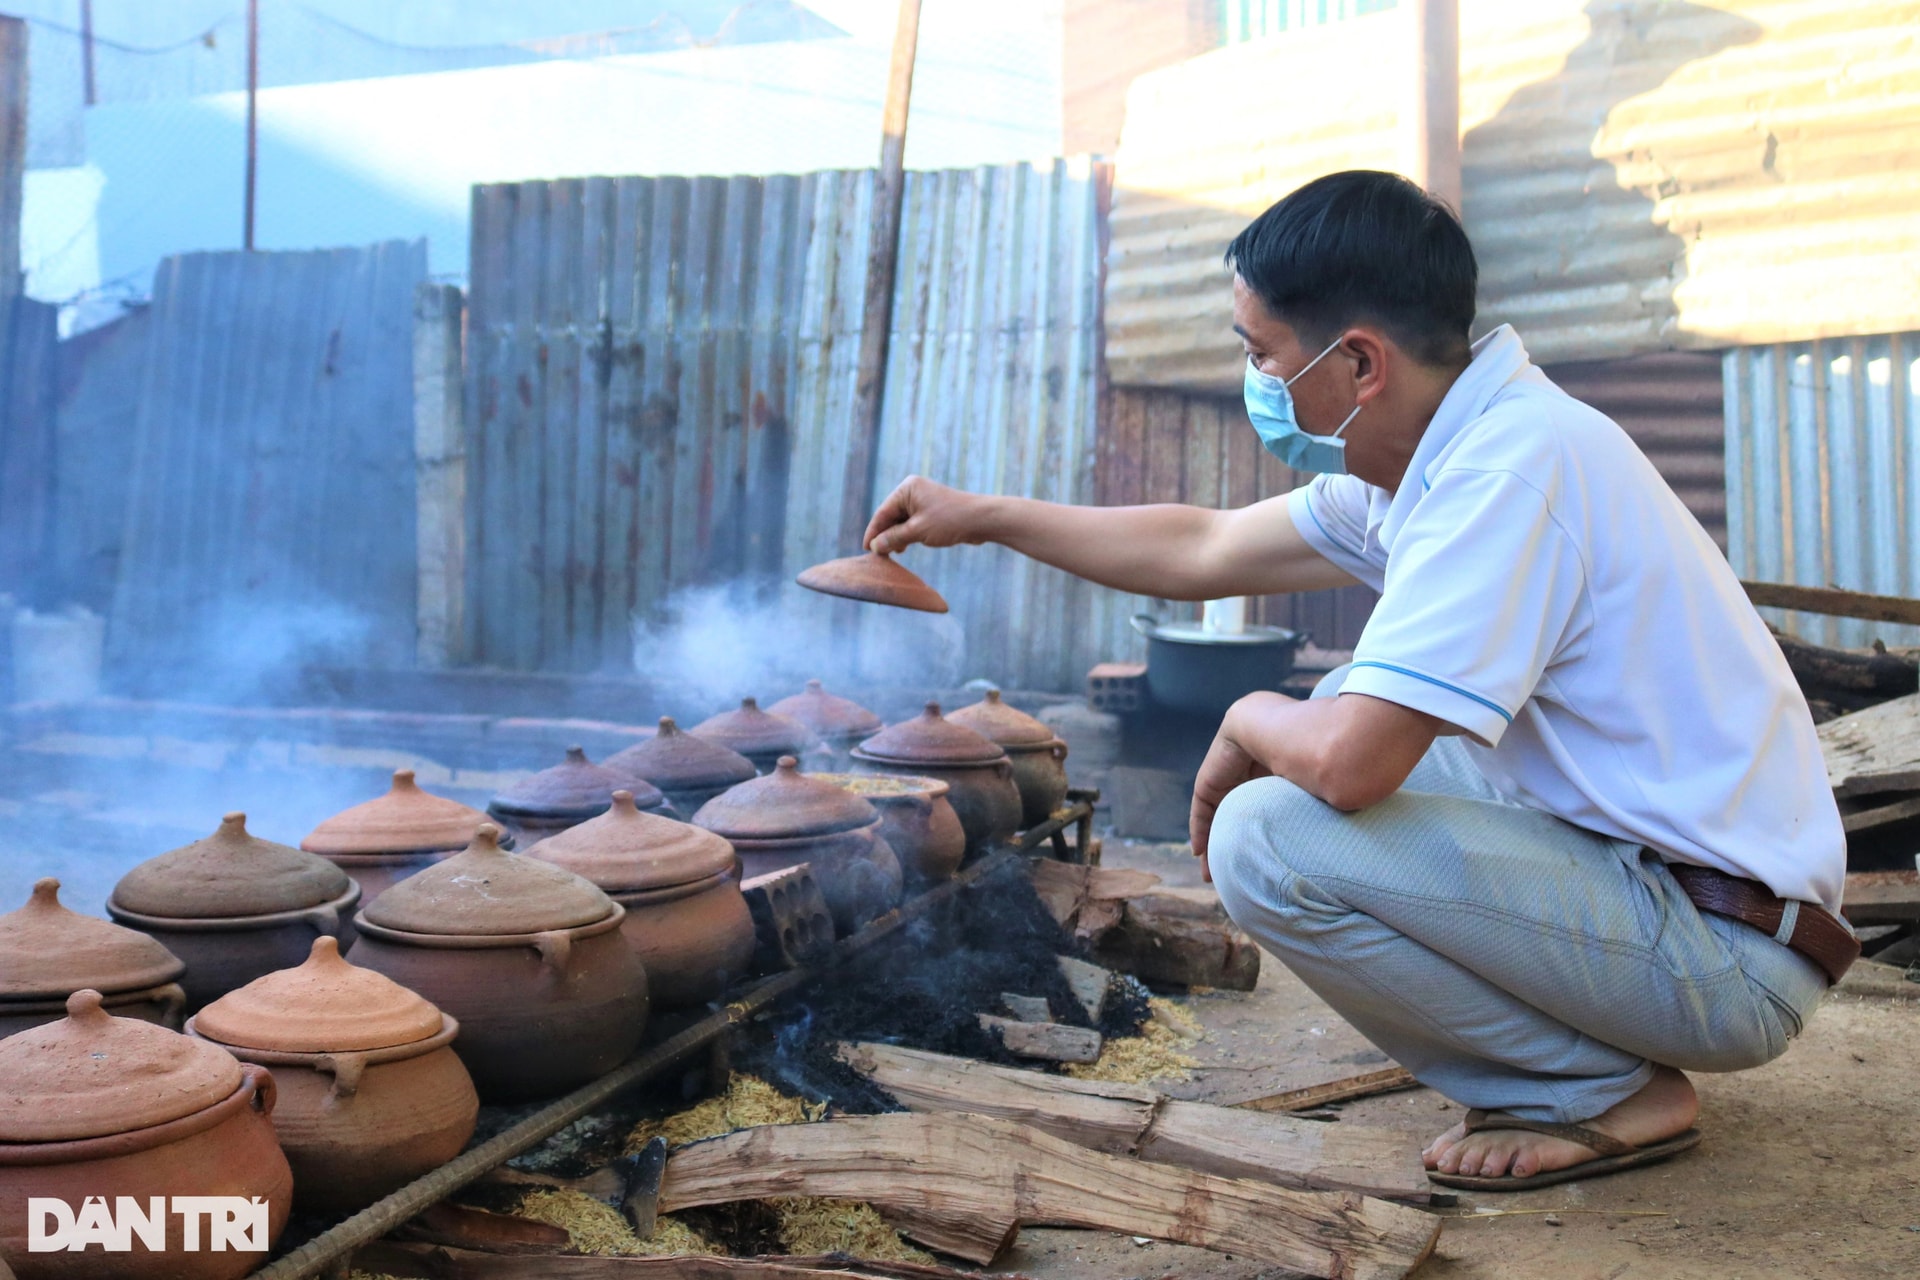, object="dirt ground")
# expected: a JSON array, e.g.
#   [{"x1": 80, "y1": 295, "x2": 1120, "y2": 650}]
[{"x1": 989, "y1": 841, "x2": 1920, "y2": 1280}]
